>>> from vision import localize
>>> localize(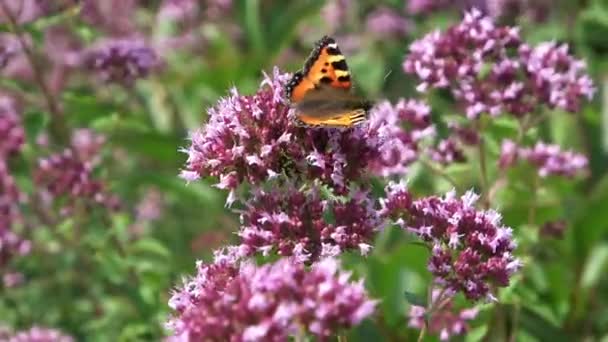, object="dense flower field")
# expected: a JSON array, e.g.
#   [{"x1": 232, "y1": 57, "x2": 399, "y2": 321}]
[{"x1": 1, "y1": 0, "x2": 607, "y2": 341}]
